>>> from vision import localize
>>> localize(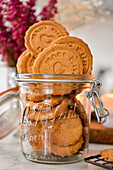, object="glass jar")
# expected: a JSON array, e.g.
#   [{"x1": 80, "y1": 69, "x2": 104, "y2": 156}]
[
  {"x1": 0, "y1": 73, "x2": 109, "y2": 164},
  {"x1": 17, "y1": 73, "x2": 93, "y2": 164}
]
